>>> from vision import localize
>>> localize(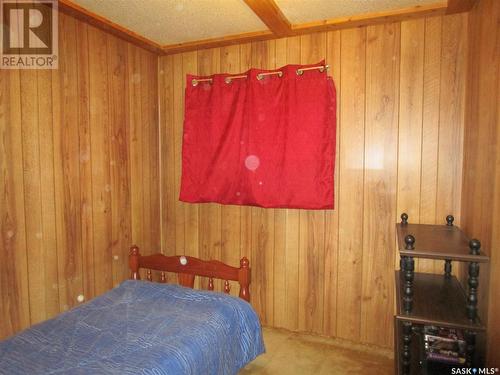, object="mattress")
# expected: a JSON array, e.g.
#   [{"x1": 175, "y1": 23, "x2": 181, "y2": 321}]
[{"x1": 0, "y1": 280, "x2": 265, "y2": 374}]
